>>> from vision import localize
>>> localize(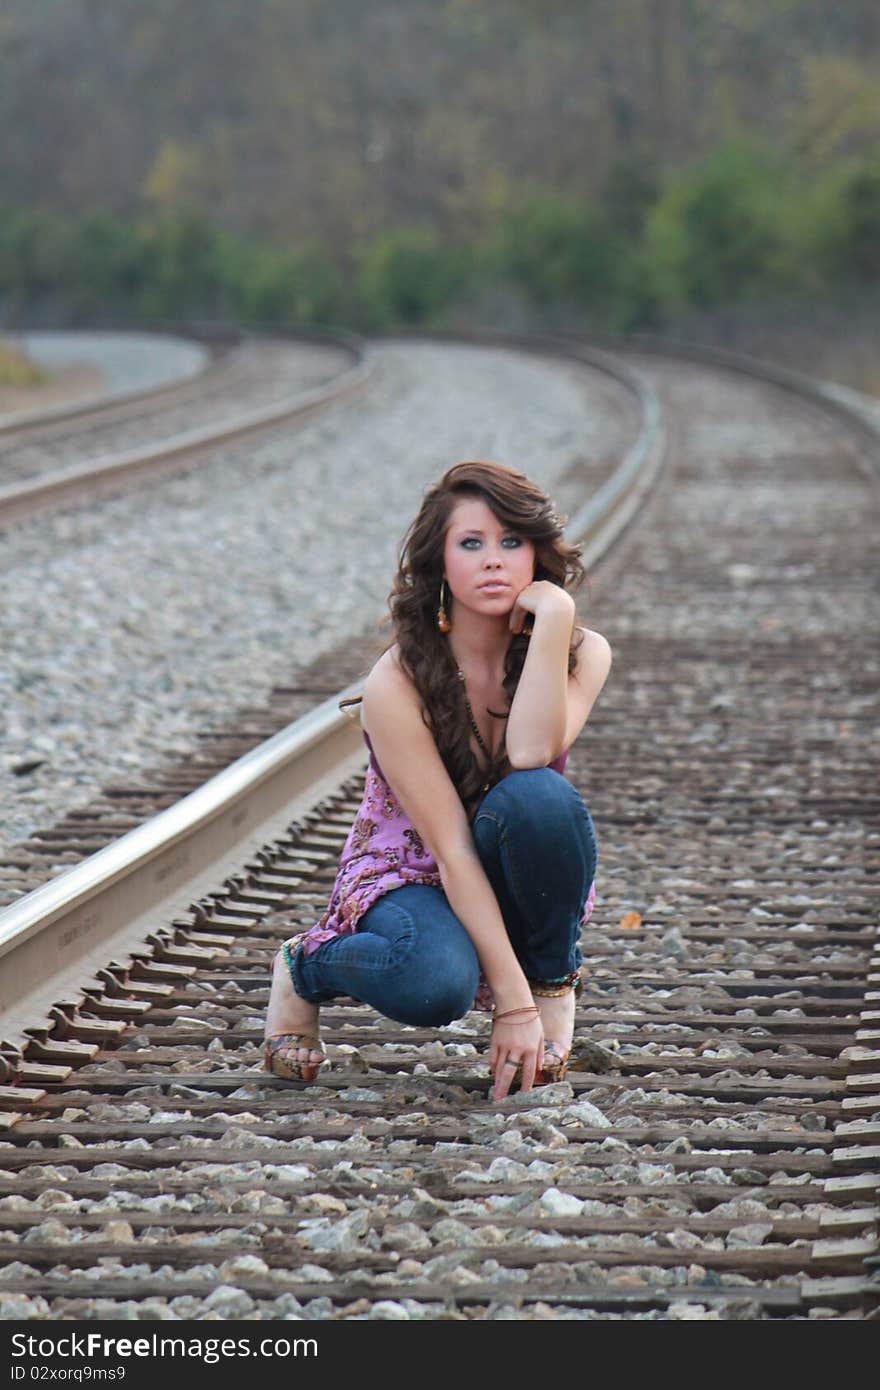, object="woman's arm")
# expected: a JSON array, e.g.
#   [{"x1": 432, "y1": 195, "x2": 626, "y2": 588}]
[
  {"x1": 505, "y1": 583, "x2": 612, "y2": 767},
  {"x1": 362, "y1": 652, "x2": 533, "y2": 1007},
  {"x1": 361, "y1": 651, "x2": 543, "y2": 1097}
]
